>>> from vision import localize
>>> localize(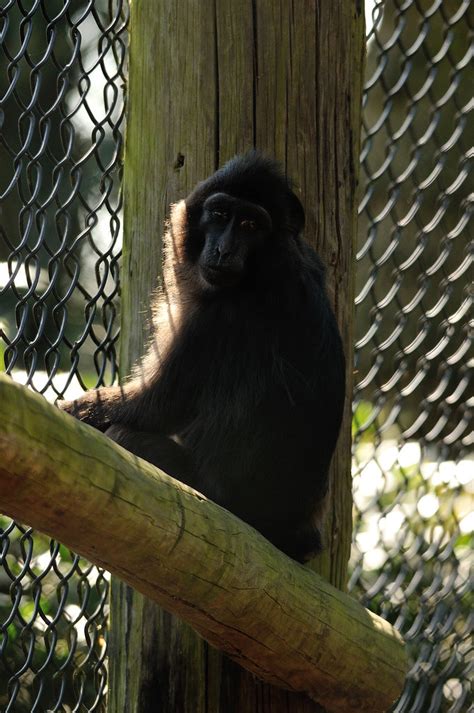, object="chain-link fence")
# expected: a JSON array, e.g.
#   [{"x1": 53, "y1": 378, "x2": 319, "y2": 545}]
[
  {"x1": 0, "y1": 0, "x2": 127, "y2": 709},
  {"x1": 0, "y1": 1, "x2": 472, "y2": 711},
  {"x1": 350, "y1": 1, "x2": 472, "y2": 711}
]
